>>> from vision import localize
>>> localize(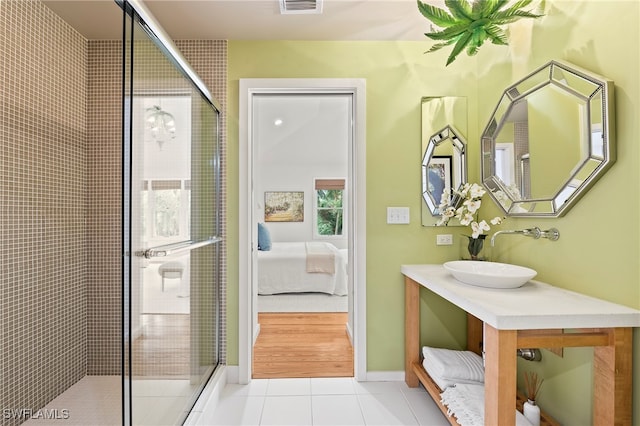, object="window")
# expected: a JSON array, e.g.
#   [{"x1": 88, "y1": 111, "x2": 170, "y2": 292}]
[
  {"x1": 314, "y1": 178, "x2": 345, "y2": 238},
  {"x1": 142, "y1": 179, "x2": 190, "y2": 242},
  {"x1": 495, "y1": 143, "x2": 514, "y2": 184}
]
